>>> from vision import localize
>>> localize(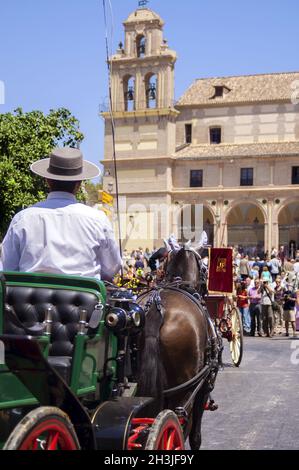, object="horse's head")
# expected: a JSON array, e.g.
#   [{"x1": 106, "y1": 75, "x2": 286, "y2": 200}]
[{"x1": 165, "y1": 243, "x2": 207, "y2": 293}]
